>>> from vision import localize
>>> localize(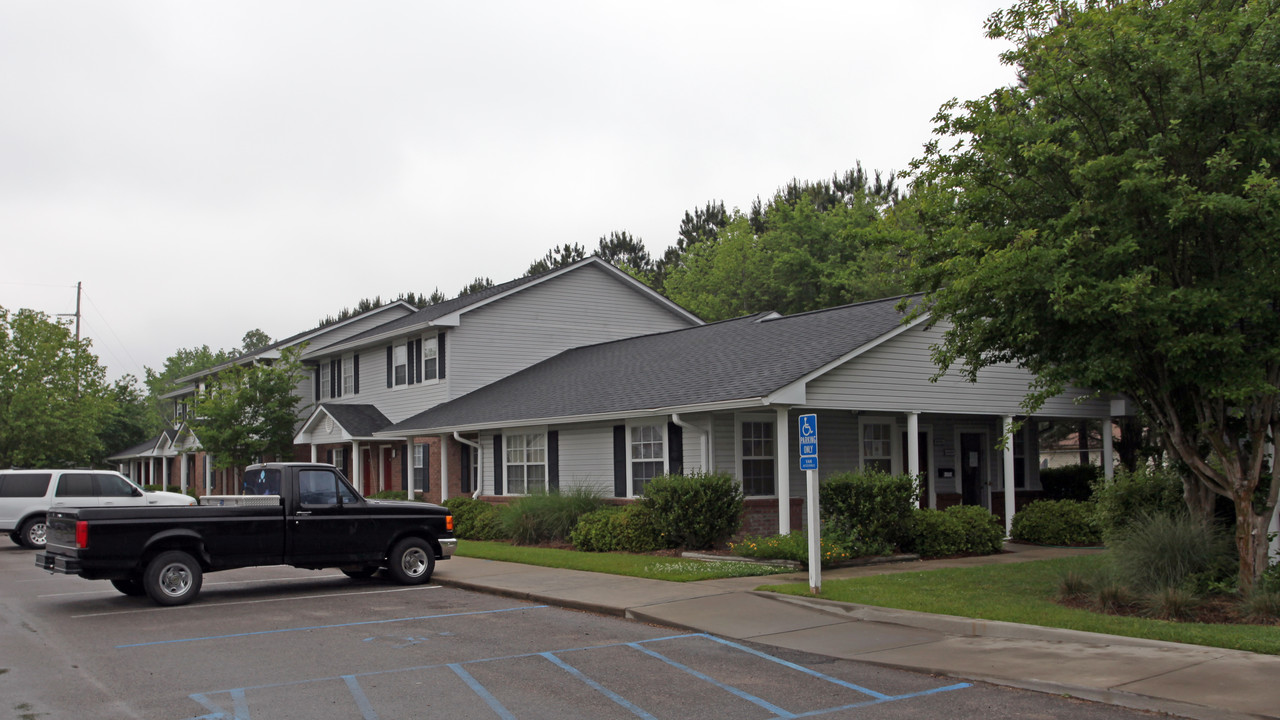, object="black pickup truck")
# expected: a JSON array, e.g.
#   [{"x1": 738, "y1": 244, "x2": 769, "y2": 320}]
[{"x1": 35, "y1": 462, "x2": 455, "y2": 606}]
